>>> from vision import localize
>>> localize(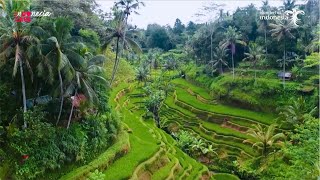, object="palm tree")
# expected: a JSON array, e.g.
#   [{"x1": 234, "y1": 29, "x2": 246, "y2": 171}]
[
  {"x1": 65, "y1": 55, "x2": 108, "y2": 129},
  {"x1": 36, "y1": 17, "x2": 83, "y2": 125},
  {"x1": 102, "y1": 17, "x2": 142, "y2": 85},
  {"x1": 0, "y1": 0, "x2": 34, "y2": 128},
  {"x1": 243, "y1": 124, "x2": 285, "y2": 157},
  {"x1": 277, "y1": 97, "x2": 317, "y2": 125},
  {"x1": 259, "y1": 0, "x2": 270, "y2": 55},
  {"x1": 135, "y1": 65, "x2": 149, "y2": 85},
  {"x1": 209, "y1": 43, "x2": 228, "y2": 74},
  {"x1": 103, "y1": 0, "x2": 144, "y2": 86},
  {"x1": 222, "y1": 26, "x2": 246, "y2": 79},
  {"x1": 243, "y1": 43, "x2": 264, "y2": 81},
  {"x1": 270, "y1": 20, "x2": 296, "y2": 88},
  {"x1": 164, "y1": 55, "x2": 178, "y2": 71}
]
